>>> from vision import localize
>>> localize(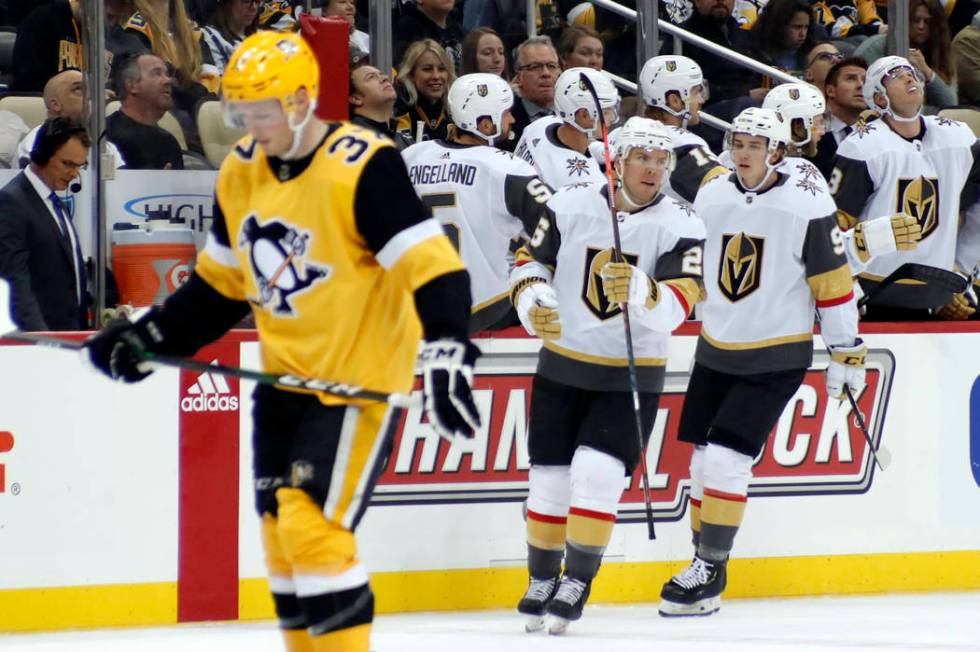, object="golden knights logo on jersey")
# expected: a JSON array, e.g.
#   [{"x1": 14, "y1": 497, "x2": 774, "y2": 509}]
[
  {"x1": 582, "y1": 246, "x2": 639, "y2": 319},
  {"x1": 719, "y1": 232, "x2": 765, "y2": 302},
  {"x1": 896, "y1": 176, "x2": 939, "y2": 240},
  {"x1": 238, "y1": 214, "x2": 331, "y2": 315}
]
